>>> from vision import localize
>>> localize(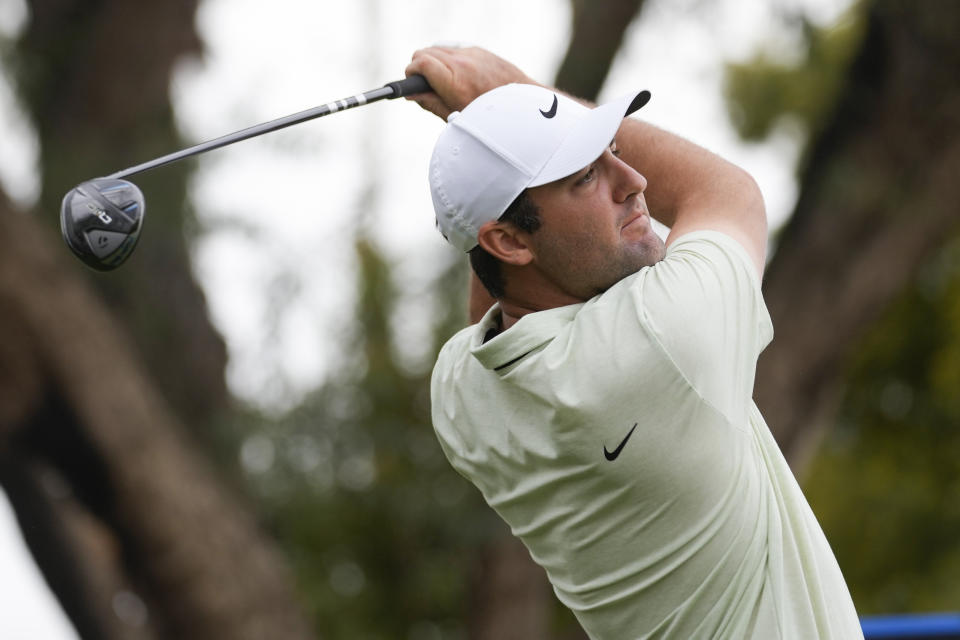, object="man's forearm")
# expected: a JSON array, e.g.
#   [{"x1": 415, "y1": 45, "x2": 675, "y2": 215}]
[
  {"x1": 616, "y1": 119, "x2": 757, "y2": 228},
  {"x1": 616, "y1": 117, "x2": 768, "y2": 272},
  {"x1": 550, "y1": 88, "x2": 766, "y2": 267}
]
